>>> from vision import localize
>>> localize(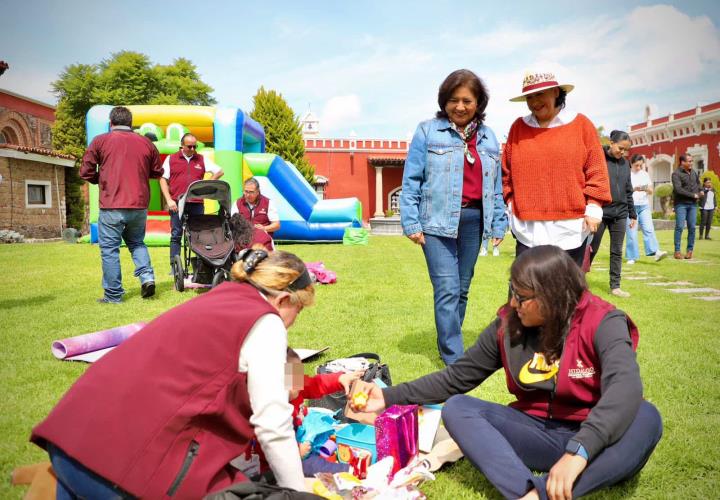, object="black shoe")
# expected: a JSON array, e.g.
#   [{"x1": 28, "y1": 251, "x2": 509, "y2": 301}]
[
  {"x1": 141, "y1": 281, "x2": 156, "y2": 299},
  {"x1": 97, "y1": 298, "x2": 120, "y2": 304}
]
